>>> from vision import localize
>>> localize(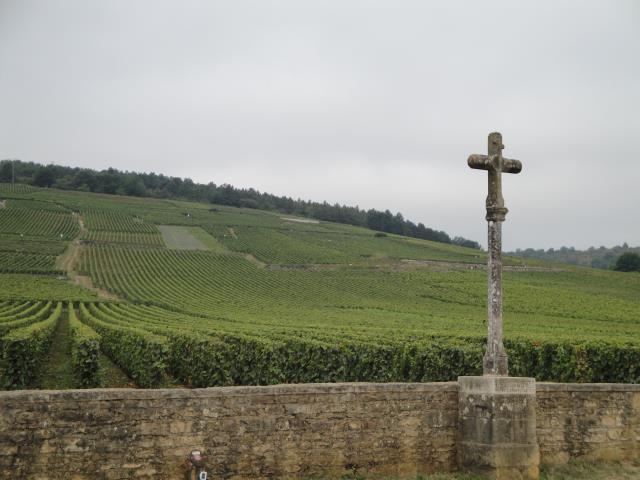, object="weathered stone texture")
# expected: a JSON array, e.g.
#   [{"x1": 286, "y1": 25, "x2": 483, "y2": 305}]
[
  {"x1": 458, "y1": 376, "x2": 539, "y2": 480},
  {"x1": 468, "y1": 132, "x2": 522, "y2": 376},
  {"x1": 536, "y1": 383, "x2": 640, "y2": 465},
  {"x1": 2, "y1": 381, "x2": 639, "y2": 479},
  {"x1": 0, "y1": 382, "x2": 458, "y2": 479}
]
